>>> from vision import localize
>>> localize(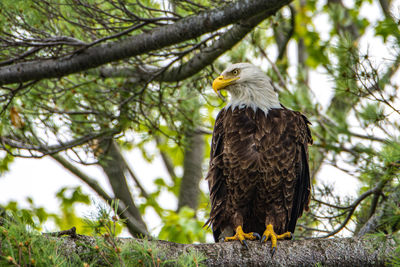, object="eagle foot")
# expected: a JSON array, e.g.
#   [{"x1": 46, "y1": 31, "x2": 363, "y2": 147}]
[
  {"x1": 224, "y1": 226, "x2": 259, "y2": 250},
  {"x1": 261, "y1": 224, "x2": 291, "y2": 255}
]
